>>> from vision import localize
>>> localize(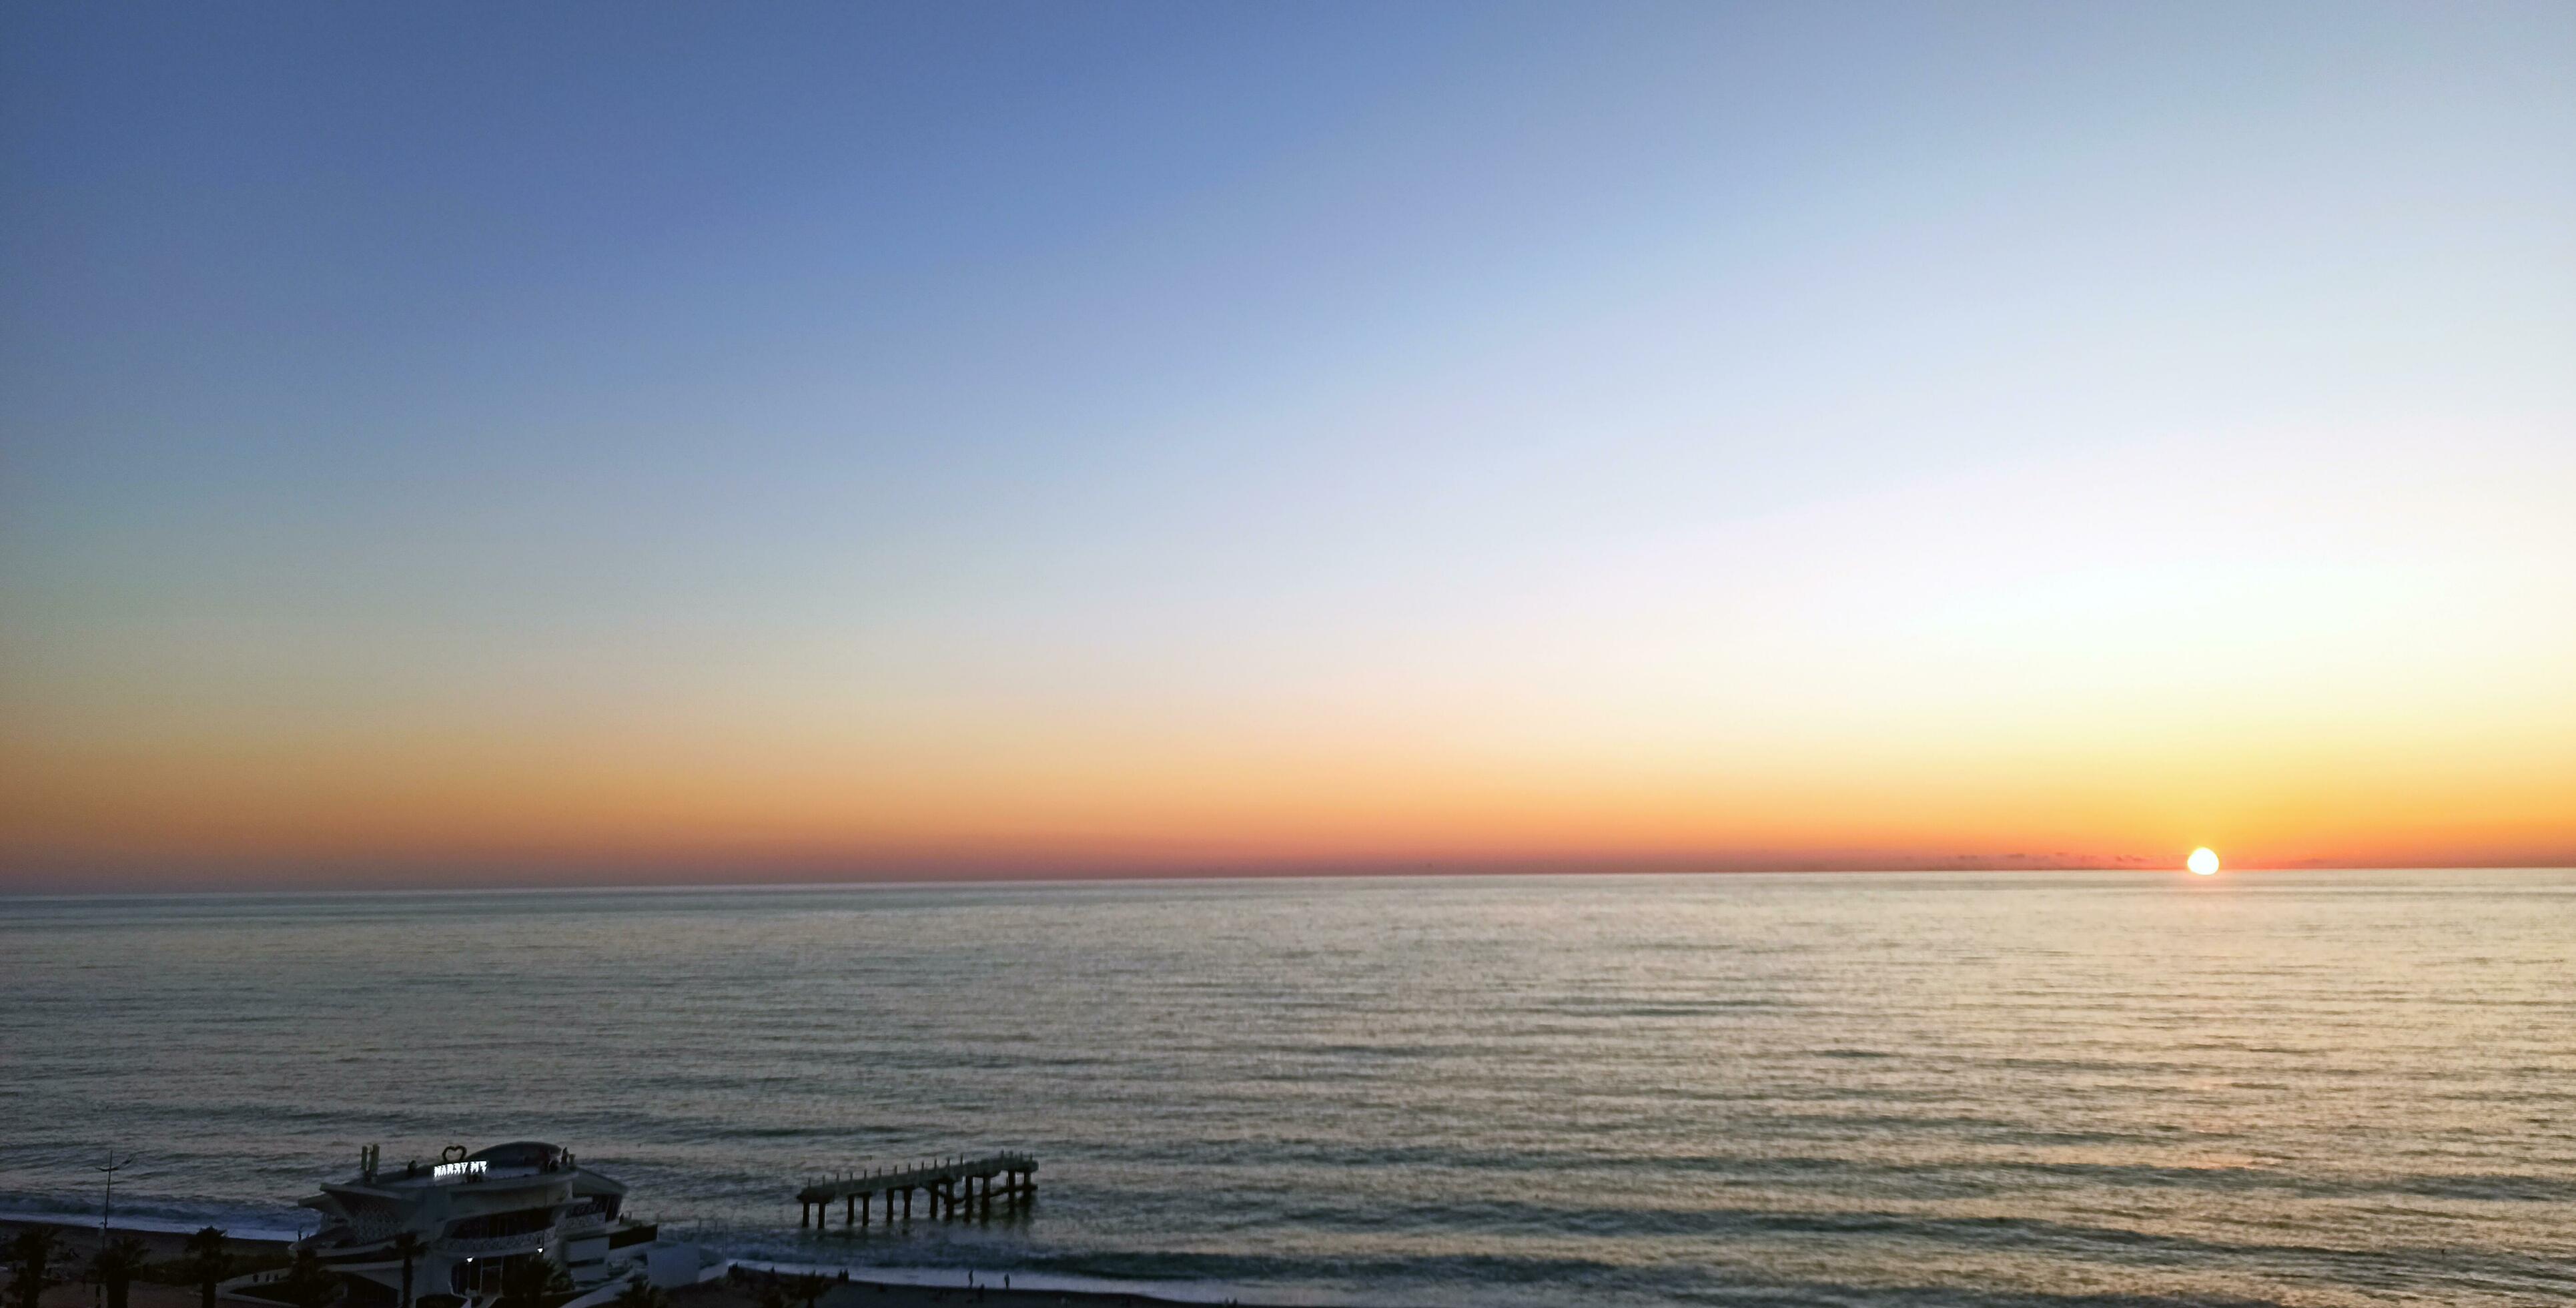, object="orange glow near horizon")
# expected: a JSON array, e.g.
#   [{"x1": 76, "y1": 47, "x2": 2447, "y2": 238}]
[
  {"x1": 9, "y1": 427, "x2": 2573, "y2": 890},
  {"x1": 6, "y1": 673, "x2": 2573, "y2": 887}
]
